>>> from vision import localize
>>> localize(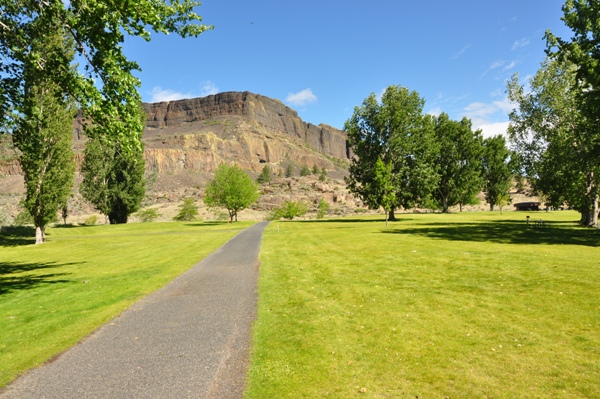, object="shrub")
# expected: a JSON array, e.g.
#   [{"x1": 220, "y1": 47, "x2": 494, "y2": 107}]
[
  {"x1": 312, "y1": 165, "x2": 319, "y2": 175},
  {"x1": 316, "y1": 198, "x2": 330, "y2": 219},
  {"x1": 84, "y1": 215, "x2": 98, "y2": 226},
  {"x1": 285, "y1": 163, "x2": 294, "y2": 178},
  {"x1": 300, "y1": 165, "x2": 311, "y2": 177},
  {"x1": 271, "y1": 201, "x2": 308, "y2": 220},
  {"x1": 136, "y1": 208, "x2": 161, "y2": 223},
  {"x1": 319, "y1": 167, "x2": 328, "y2": 181},
  {"x1": 173, "y1": 198, "x2": 199, "y2": 221},
  {"x1": 257, "y1": 165, "x2": 272, "y2": 184}
]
